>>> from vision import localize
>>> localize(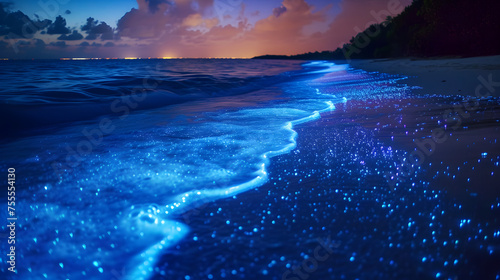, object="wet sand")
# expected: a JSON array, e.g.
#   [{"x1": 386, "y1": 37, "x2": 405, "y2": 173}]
[{"x1": 346, "y1": 56, "x2": 500, "y2": 97}]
